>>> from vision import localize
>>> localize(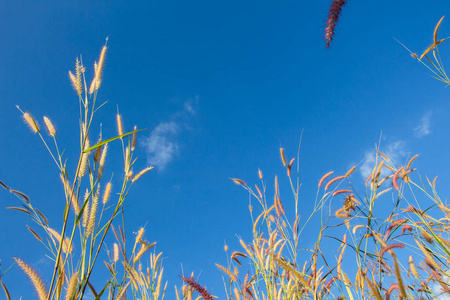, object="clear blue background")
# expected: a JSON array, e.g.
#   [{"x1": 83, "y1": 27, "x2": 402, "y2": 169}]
[{"x1": 0, "y1": 0, "x2": 450, "y2": 298}]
